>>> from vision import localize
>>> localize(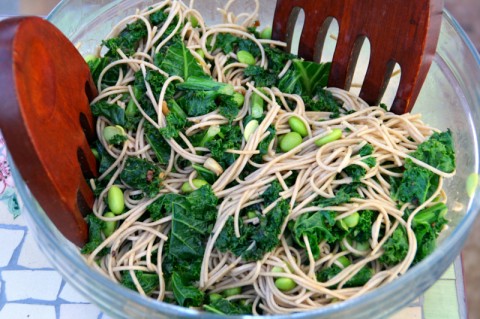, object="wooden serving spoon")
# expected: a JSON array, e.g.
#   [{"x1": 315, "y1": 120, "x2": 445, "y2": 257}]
[
  {"x1": 0, "y1": 17, "x2": 98, "y2": 246},
  {"x1": 272, "y1": 0, "x2": 443, "y2": 114},
  {"x1": 0, "y1": 1, "x2": 442, "y2": 245}
]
